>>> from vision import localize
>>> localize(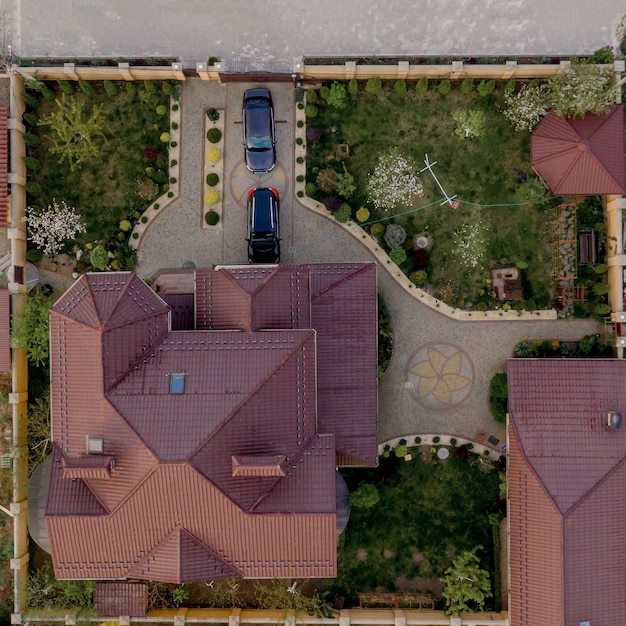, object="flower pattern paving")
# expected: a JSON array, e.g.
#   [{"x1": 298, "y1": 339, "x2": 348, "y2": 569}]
[
  {"x1": 405, "y1": 342, "x2": 475, "y2": 410},
  {"x1": 229, "y1": 160, "x2": 288, "y2": 208}
]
